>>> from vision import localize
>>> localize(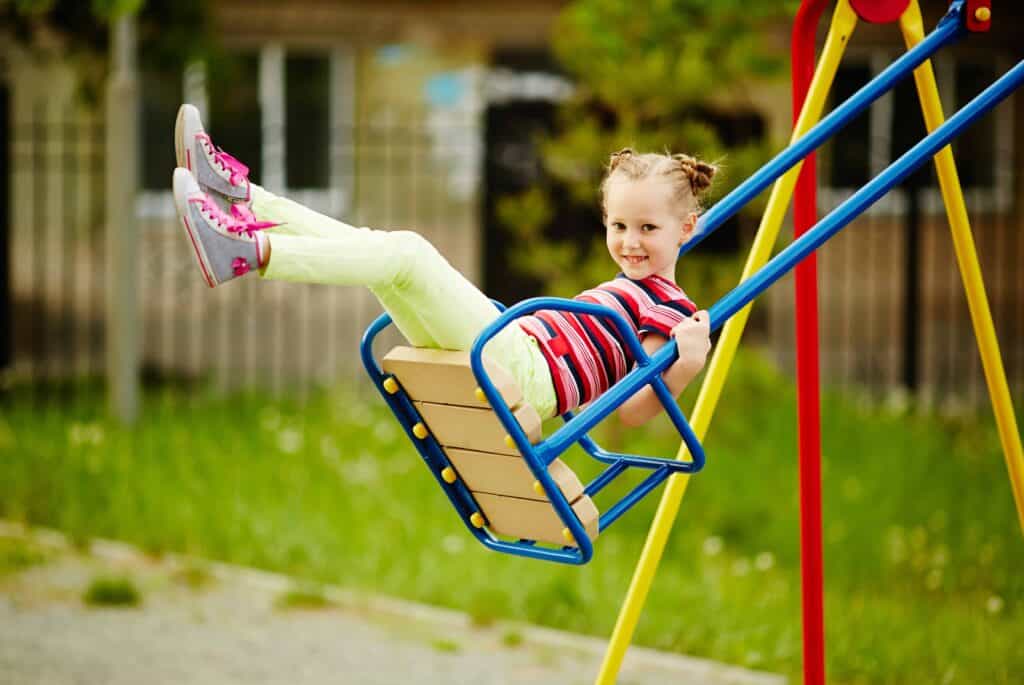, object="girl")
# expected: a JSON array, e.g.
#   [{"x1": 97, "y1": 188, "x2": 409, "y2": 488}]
[{"x1": 172, "y1": 104, "x2": 712, "y2": 427}]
